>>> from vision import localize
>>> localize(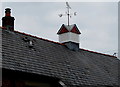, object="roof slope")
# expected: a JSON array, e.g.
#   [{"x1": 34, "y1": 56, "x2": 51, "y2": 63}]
[{"x1": 1, "y1": 28, "x2": 120, "y2": 87}]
